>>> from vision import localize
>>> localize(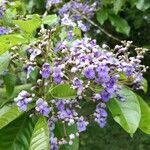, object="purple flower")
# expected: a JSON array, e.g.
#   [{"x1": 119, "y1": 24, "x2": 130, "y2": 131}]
[
  {"x1": 61, "y1": 14, "x2": 76, "y2": 27},
  {"x1": 54, "y1": 42, "x2": 66, "y2": 53},
  {"x1": 26, "y1": 65, "x2": 35, "y2": 79},
  {"x1": 0, "y1": 26, "x2": 12, "y2": 35},
  {"x1": 36, "y1": 98, "x2": 51, "y2": 117},
  {"x1": 50, "y1": 137, "x2": 58, "y2": 150},
  {"x1": 58, "y1": 108, "x2": 73, "y2": 120},
  {"x1": 83, "y1": 66, "x2": 95, "y2": 80},
  {"x1": 0, "y1": 8, "x2": 3, "y2": 19},
  {"x1": 27, "y1": 48, "x2": 41, "y2": 61},
  {"x1": 104, "y1": 77, "x2": 117, "y2": 94},
  {"x1": 55, "y1": 100, "x2": 65, "y2": 111},
  {"x1": 94, "y1": 103, "x2": 107, "y2": 128},
  {"x1": 53, "y1": 66, "x2": 64, "y2": 84},
  {"x1": 68, "y1": 31, "x2": 73, "y2": 41},
  {"x1": 77, "y1": 21, "x2": 89, "y2": 32},
  {"x1": 72, "y1": 77, "x2": 83, "y2": 95},
  {"x1": 40, "y1": 63, "x2": 51, "y2": 79},
  {"x1": 100, "y1": 90, "x2": 111, "y2": 102},
  {"x1": 123, "y1": 65, "x2": 135, "y2": 77},
  {"x1": 77, "y1": 117, "x2": 88, "y2": 132},
  {"x1": 14, "y1": 90, "x2": 32, "y2": 111}
]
